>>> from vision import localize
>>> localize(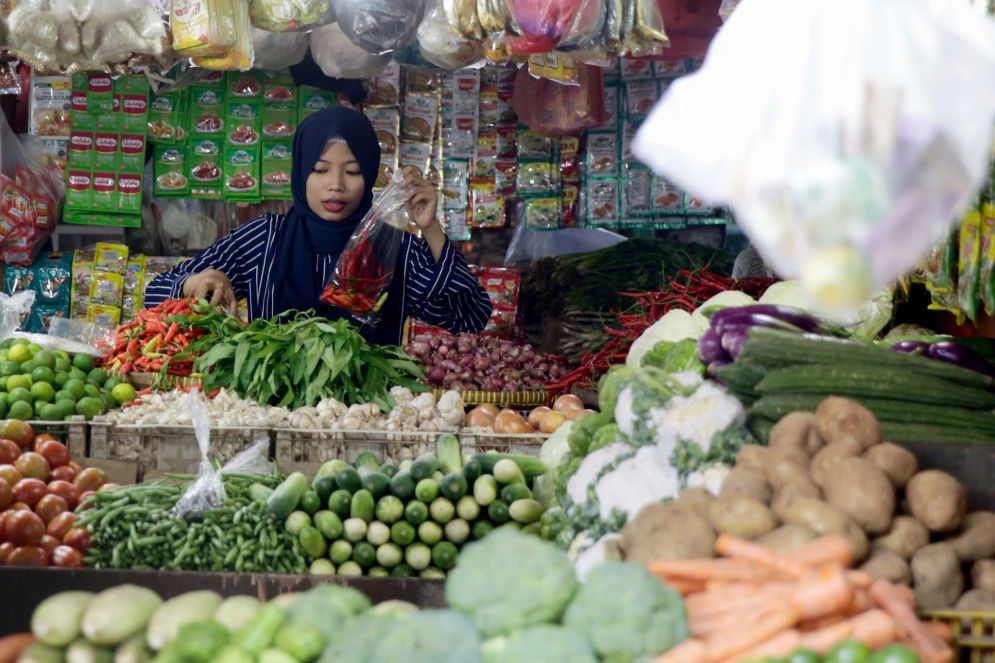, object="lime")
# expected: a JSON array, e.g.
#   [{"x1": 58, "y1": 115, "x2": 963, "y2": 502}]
[
  {"x1": 104, "y1": 377, "x2": 123, "y2": 391},
  {"x1": 88, "y1": 368, "x2": 108, "y2": 386},
  {"x1": 26, "y1": 343, "x2": 43, "y2": 357},
  {"x1": 55, "y1": 350, "x2": 69, "y2": 362},
  {"x1": 68, "y1": 368, "x2": 87, "y2": 382},
  {"x1": 100, "y1": 393, "x2": 116, "y2": 412},
  {"x1": 6, "y1": 375, "x2": 31, "y2": 391},
  {"x1": 825, "y1": 640, "x2": 871, "y2": 663},
  {"x1": 30, "y1": 382, "x2": 55, "y2": 403},
  {"x1": 54, "y1": 372, "x2": 70, "y2": 388},
  {"x1": 32, "y1": 351, "x2": 55, "y2": 370},
  {"x1": 111, "y1": 382, "x2": 137, "y2": 405},
  {"x1": 786, "y1": 650, "x2": 823, "y2": 663},
  {"x1": 0, "y1": 351, "x2": 8, "y2": 363},
  {"x1": 84, "y1": 384, "x2": 101, "y2": 399},
  {"x1": 76, "y1": 397, "x2": 102, "y2": 419},
  {"x1": 73, "y1": 353, "x2": 95, "y2": 373},
  {"x1": 0, "y1": 378, "x2": 6, "y2": 392},
  {"x1": 6, "y1": 387, "x2": 31, "y2": 406},
  {"x1": 54, "y1": 358, "x2": 71, "y2": 373},
  {"x1": 19, "y1": 360, "x2": 35, "y2": 373},
  {"x1": 38, "y1": 403, "x2": 62, "y2": 421},
  {"x1": 0, "y1": 361, "x2": 20, "y2": 377},
  {"x1": 54, "y1": 389, "x2": 75, "y2": 403},
  {"x1": 63, "y1": 379, "x2": 86, "y2": 401},
  {"x1": 7, "y1": 344, "x2": 30, "y2": 364},
  {"x1": 9, "y1": 401, "x2": 33, "y2": 421},
  {"x1": 0, "y1": 400, "x2": 8, "y2": 418},
  {"x1": 0, "y1": 339, "x2": 12, "y2": 350},
  {"x1": 31, "y1": 366, "x2": 55, "y2": 384},
  {"x1": 55, "y1": 399, "x2": 76, "y2": 418},
  {"x1": 868, "y1": 645, "x2": 921, "y2": 663}
]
